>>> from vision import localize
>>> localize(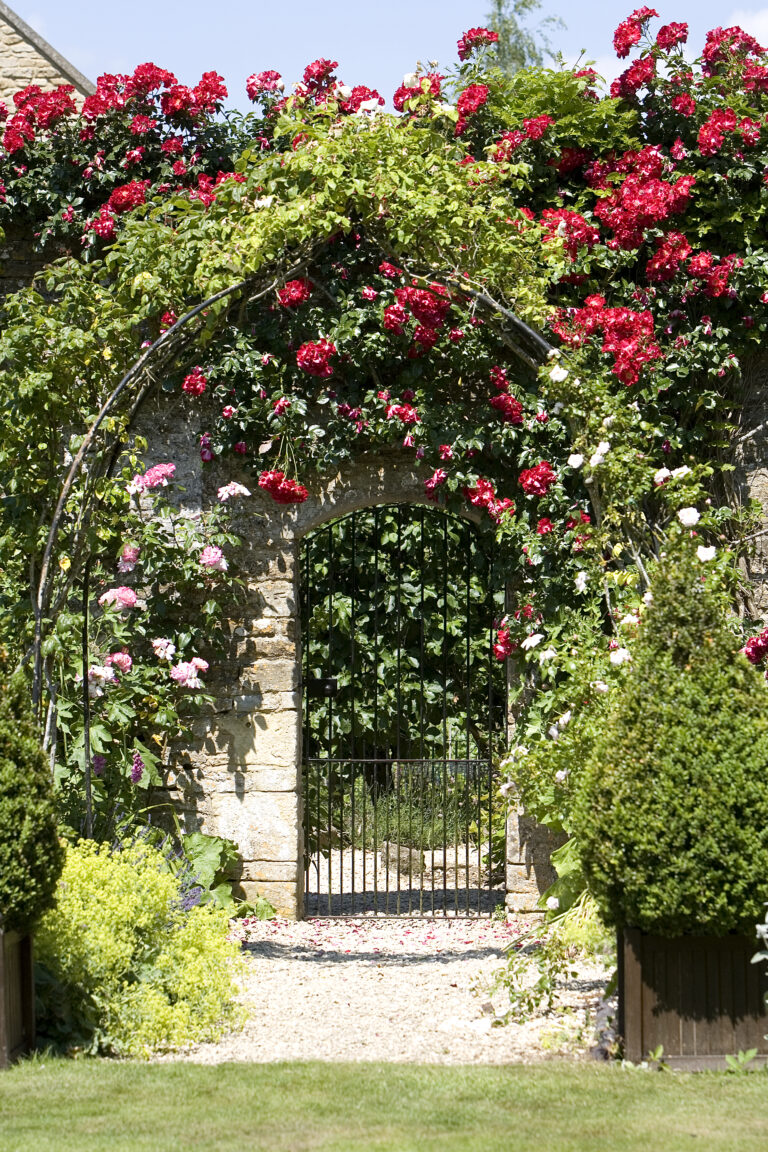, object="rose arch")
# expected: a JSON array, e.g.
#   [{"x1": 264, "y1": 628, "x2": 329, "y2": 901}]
[{"x1": 3, "y1": 14, "x2": 768, "y2": 919}]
